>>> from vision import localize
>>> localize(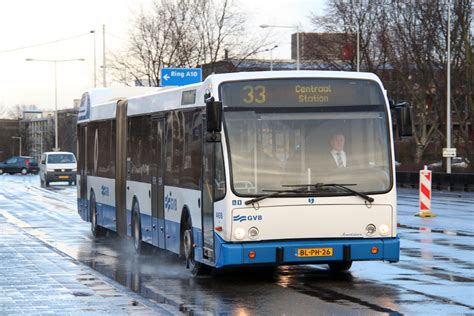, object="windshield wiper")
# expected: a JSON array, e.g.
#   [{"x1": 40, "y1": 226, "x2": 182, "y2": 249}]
[
  {"x1": 244, "y1": 188, "x2": 306, "y2": 205},
  {"x1": 282, "y1": 183, "x2": 374, "y2": 203}
]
